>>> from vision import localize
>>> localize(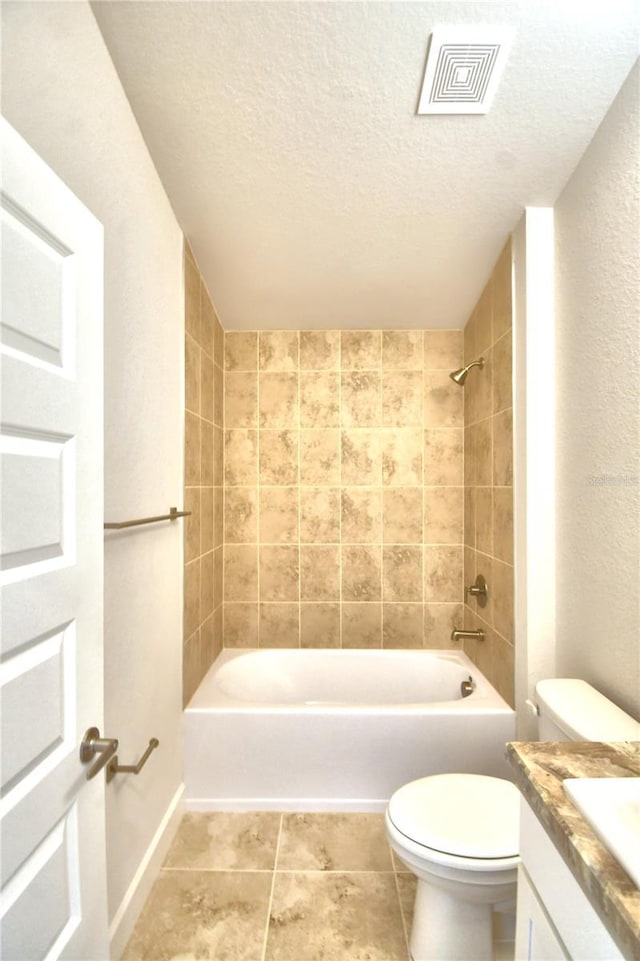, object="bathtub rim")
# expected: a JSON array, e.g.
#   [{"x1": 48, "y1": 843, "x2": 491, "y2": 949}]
[{"x1": 185, "y1": 647, "x2": 514, "y2": 716}]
